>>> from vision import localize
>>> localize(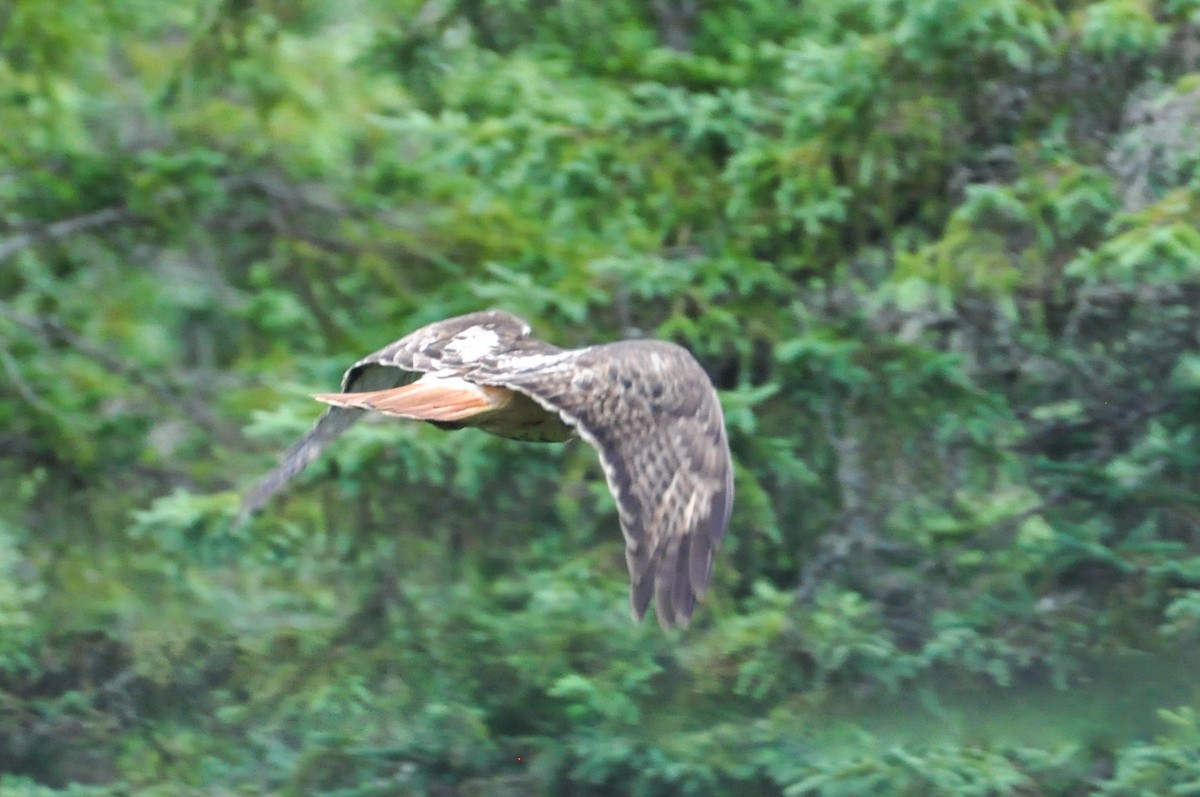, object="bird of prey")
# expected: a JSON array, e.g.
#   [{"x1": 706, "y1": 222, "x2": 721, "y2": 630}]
[{"x1": 241, "y1": 310, "x2": 733, "y2": 628}]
